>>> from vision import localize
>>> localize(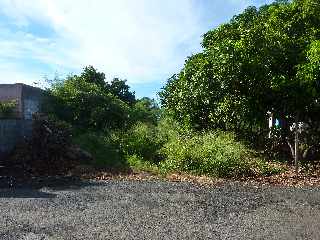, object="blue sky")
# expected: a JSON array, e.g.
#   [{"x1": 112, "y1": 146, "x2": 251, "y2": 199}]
[{"x1": 0, "y1": 0, "x2": 273, "y2": 99}]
